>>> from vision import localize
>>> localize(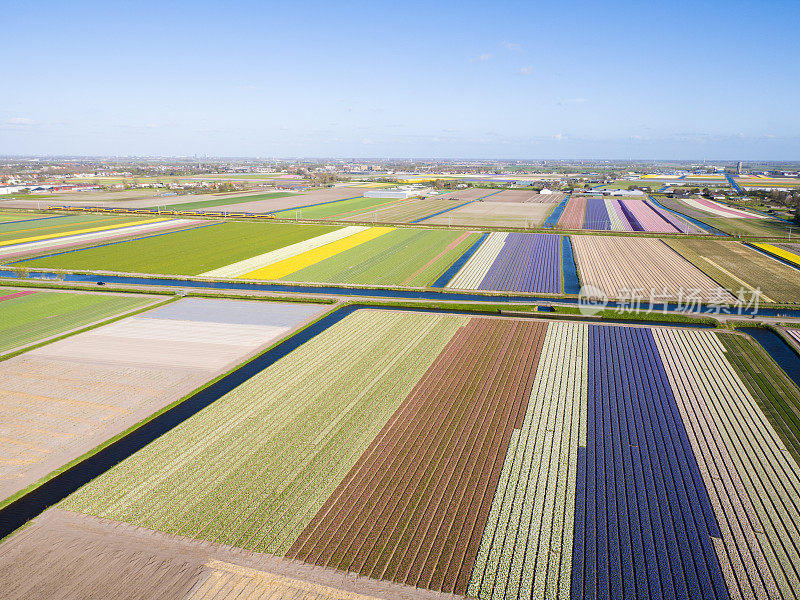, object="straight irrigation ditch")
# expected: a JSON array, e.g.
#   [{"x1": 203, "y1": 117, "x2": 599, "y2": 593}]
[{"x1": 3, "y1": 269, "x2": 799, "y2": 317}]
